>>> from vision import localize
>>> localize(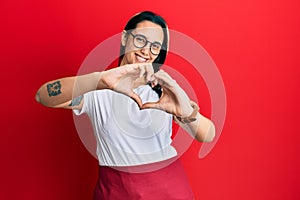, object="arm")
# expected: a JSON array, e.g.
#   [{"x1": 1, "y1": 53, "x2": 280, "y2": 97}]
[
  {"x1": 141, "y1": 70, "x2": 215, "y2": 142},
  {"x1": 35, "y1": 63, "x2": 155, "y2": 109},
  {"x1": 35, "y1": 72, "x2": 101, "y2": 109},
  {"x1": 174, "y1": 107, "x2": 216, "y2": 142},
  {"x1": 163, "y1": 85, "x2": 216, "y2": 142}
]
